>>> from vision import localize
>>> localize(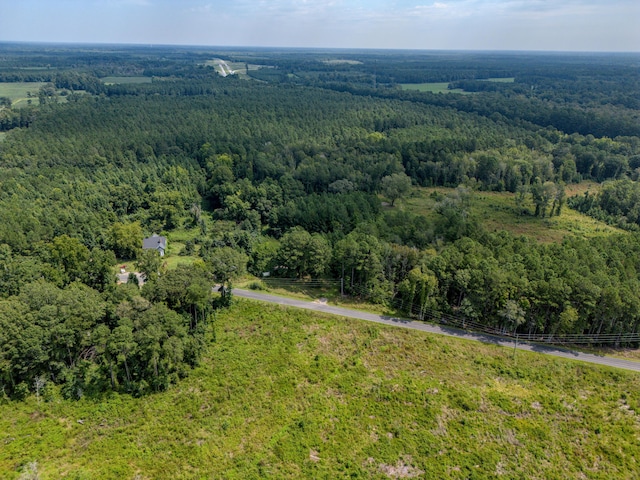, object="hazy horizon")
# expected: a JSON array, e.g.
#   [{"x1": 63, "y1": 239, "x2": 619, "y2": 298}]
[
  {"x1": 0, "y1": 1, "x2": 638, "y2": 53},
  {"x1": 2, "y1": 40, "x2": 639, "y2": 56}
]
